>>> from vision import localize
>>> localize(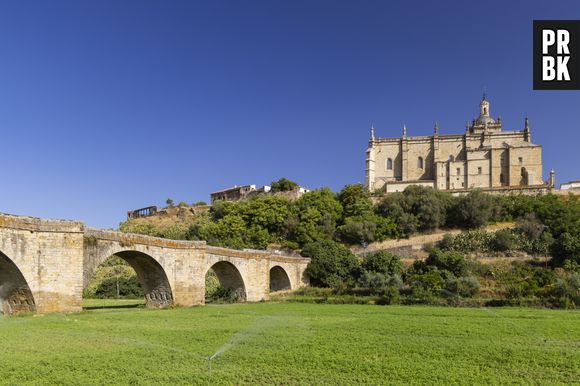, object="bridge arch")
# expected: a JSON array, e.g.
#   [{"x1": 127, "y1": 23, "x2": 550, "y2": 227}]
[
  {"x1": 269, "y1": 265, "x2": 291, "y2": 292},
  {"x1": 206, "y1": 261, "x2": 246, "y2": 301},
  {"x1": 84, "y1": 249, "x2": 174, "y2": 308},
  {"x1": 0, "y1": 250, "x2": 36, "y2": 315}
]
